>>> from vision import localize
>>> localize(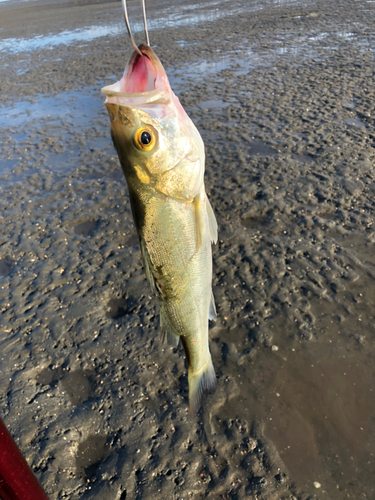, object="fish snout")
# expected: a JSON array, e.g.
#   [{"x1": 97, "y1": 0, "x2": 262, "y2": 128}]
[{"x1": 105, "y1": 103, "x2": 132, "y2": 126}]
